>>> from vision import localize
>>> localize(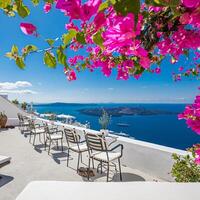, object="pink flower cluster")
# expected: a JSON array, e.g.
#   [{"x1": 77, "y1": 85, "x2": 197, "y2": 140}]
[
  {"x1": 178, "y1": 94, "x2": 200, "y2": 135},
  {"x1": 158, "y1": 27, "x2": 200, "y2": 59},
  {"x1": 19, "y1": 0, "x2": 200, "y2": 82},
  {"x1": 56, "y1": 0, "x2": 101, "y2": 21},
  {"x1": 20, "y1": 23, "x2": 37, "y2": 36},
  {"x1": 64, "y1": 68, "x2": 77, "y2": 81},
  {"x1": 195, "y1": 147, "x2": 200, "y2": 165}
]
